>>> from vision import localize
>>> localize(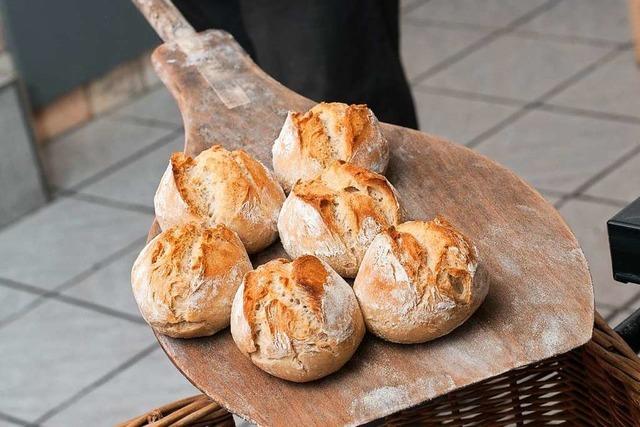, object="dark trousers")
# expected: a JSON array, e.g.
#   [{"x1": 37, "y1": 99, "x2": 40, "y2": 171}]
[{"x1": 174, "y1": 0, "x2": 418, "y2": 129}]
